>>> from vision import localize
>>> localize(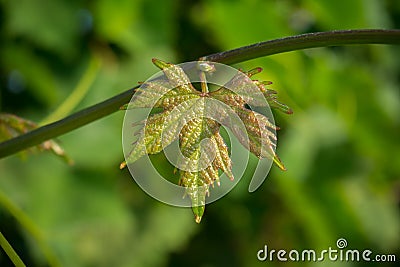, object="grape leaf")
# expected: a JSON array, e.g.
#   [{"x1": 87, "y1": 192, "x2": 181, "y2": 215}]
[{"x1": 121, "y1": 59, "x2": 292, "y2": 223}]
